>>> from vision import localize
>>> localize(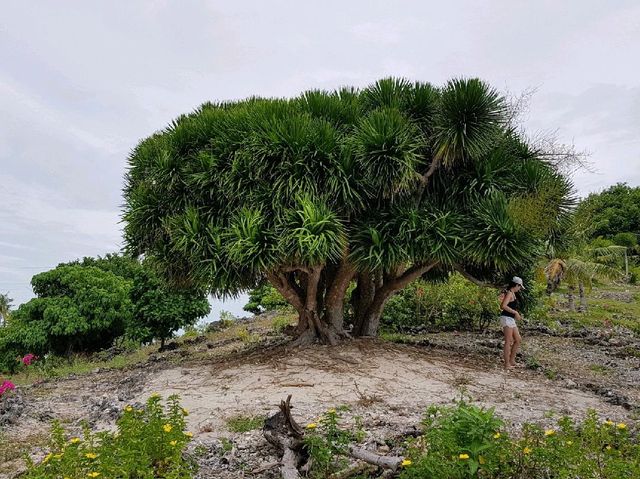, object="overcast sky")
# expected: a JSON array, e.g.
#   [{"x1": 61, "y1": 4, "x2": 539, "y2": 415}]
[{"x1": 1, "y1": 0, "x2": 639, "y2": 312}]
